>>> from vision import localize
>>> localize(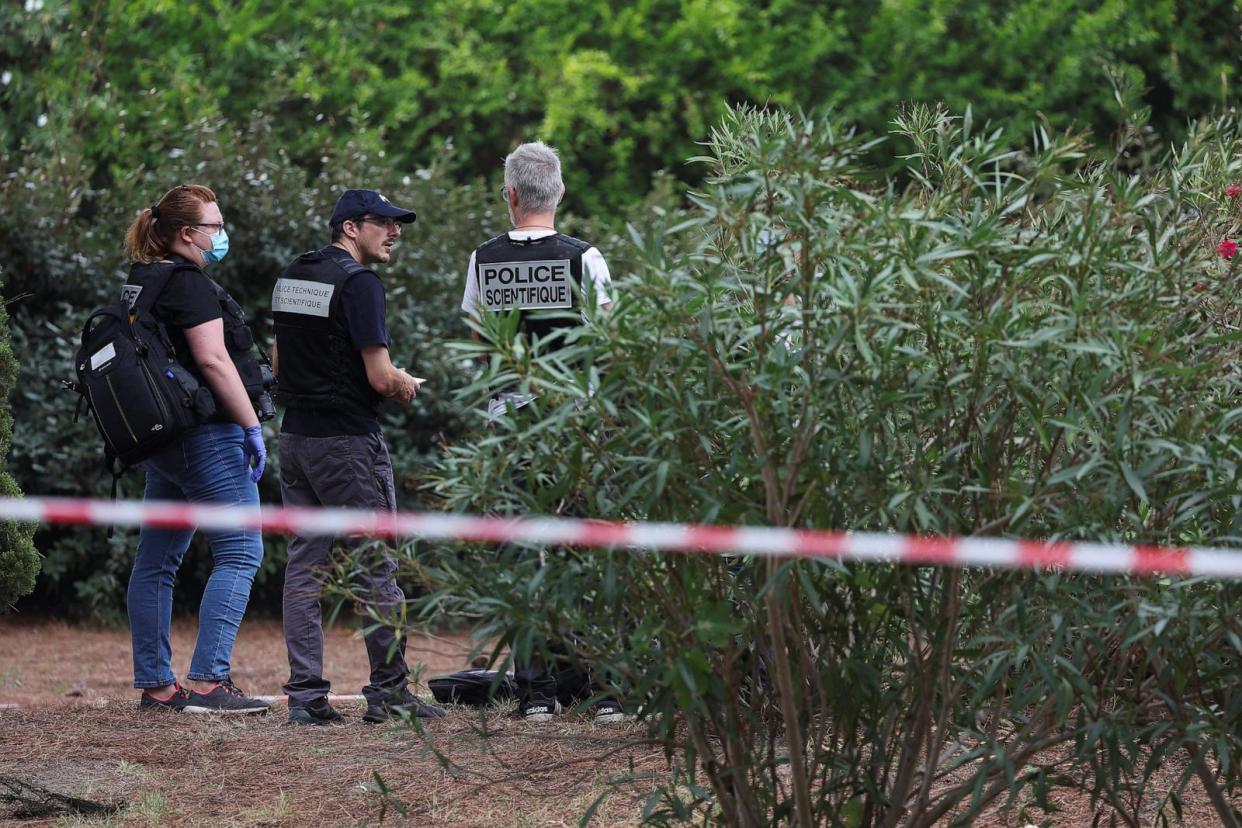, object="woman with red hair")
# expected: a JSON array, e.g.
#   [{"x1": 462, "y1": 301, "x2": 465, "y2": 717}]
[{"x1": 122, "y1": 184, "x2": 269, "y2": 715}]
